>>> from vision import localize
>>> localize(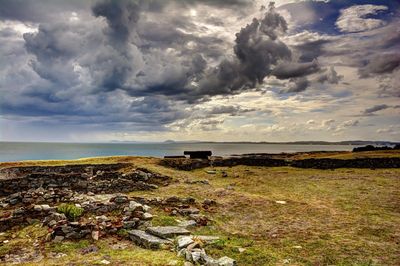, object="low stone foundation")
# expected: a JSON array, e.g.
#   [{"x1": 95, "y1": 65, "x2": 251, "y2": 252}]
[
  {"x1": 290, "y1": 157, "x2": 400, "y2": 169},
  {"x1": 0, "y1": 164, "x2": 170, "y2": 196},
  {"x1": 161, "y1": 156, "x2": 400, "y2": 170}
]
